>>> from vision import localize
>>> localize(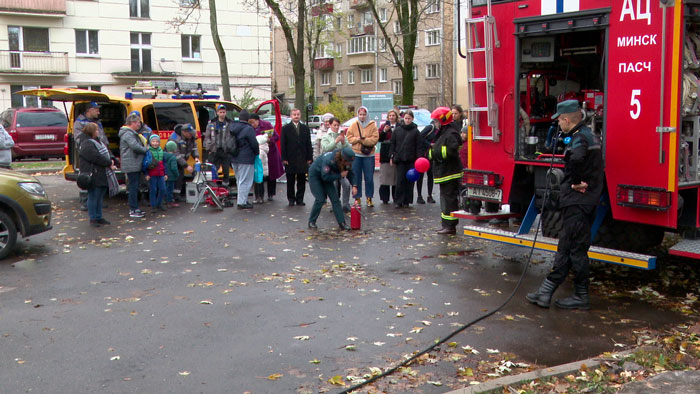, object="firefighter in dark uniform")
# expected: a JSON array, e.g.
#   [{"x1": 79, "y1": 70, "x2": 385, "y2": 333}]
[
  {"x1": 526, "y1": 100, "x2": 604, "y2": 310},
  {"x1": 307, "y1": 147, "x2": 357, "y2": 231},
  {"x1": 429, "y1": 107, "x2": 464, "y2": 235}
]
